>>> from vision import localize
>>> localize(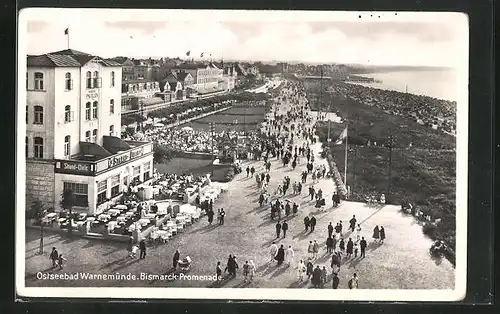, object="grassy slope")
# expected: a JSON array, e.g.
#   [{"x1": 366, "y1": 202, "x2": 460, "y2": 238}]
[{"x1": 304, "y1": 80, "x2": 456, "y2": 249}]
